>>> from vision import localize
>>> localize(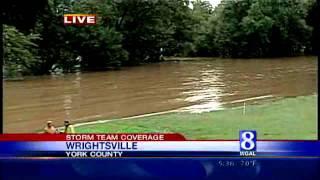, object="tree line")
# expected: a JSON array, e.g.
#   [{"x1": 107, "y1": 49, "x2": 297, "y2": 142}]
[{"x1": 3, "y1": 0, "x2": 318, "y2": 77}]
